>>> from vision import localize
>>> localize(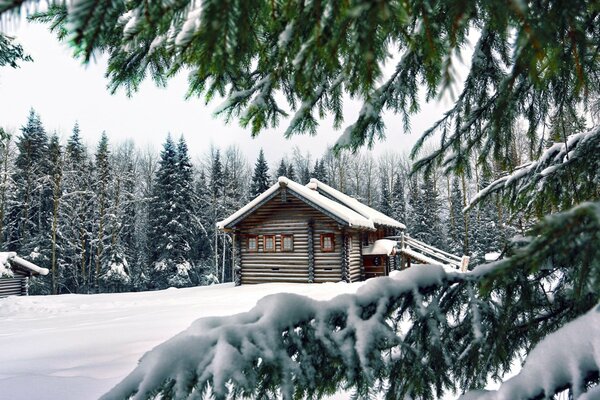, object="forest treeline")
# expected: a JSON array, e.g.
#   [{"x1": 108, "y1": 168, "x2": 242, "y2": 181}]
[{"x1": 0, "y1": 109, "x2": 517, "y2": 294}]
